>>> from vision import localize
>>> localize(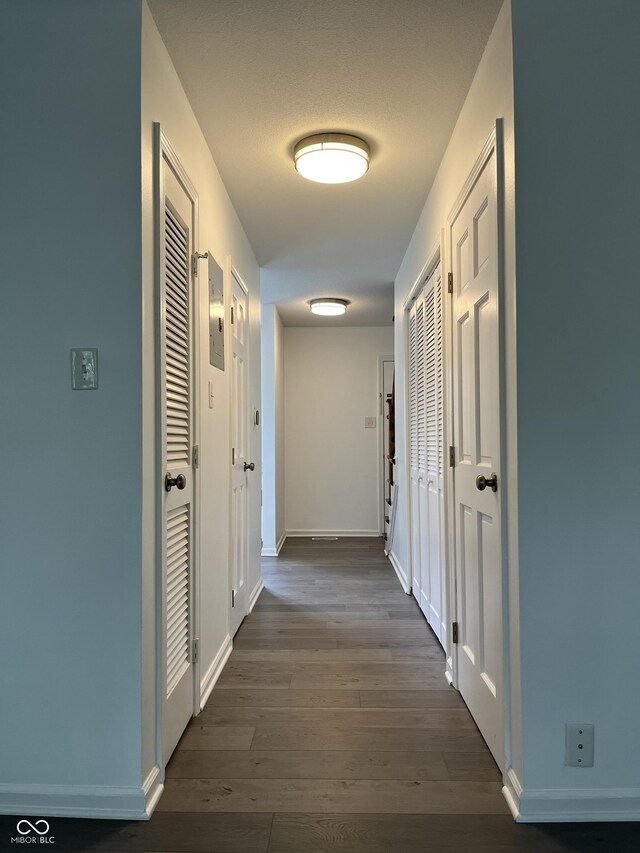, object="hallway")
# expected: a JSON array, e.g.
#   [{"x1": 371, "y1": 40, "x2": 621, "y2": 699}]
[{"x1": 7, "y1": 537, "x2": 635, "y2": 852}]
